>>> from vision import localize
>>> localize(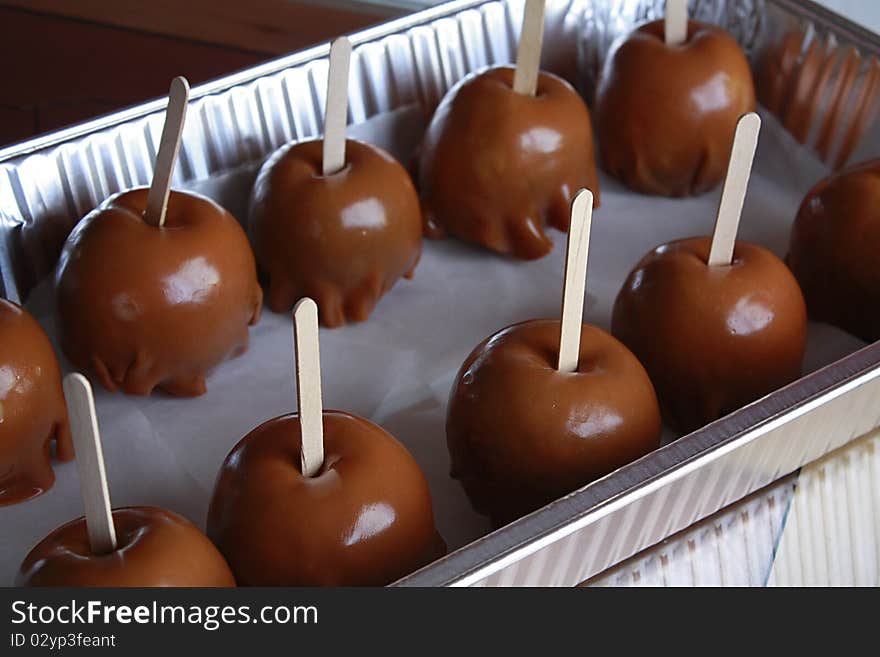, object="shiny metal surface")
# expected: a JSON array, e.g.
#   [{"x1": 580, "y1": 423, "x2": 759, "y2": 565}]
[{"x1": 1, "y1": 0, "x2": 879, "y2": 586}]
